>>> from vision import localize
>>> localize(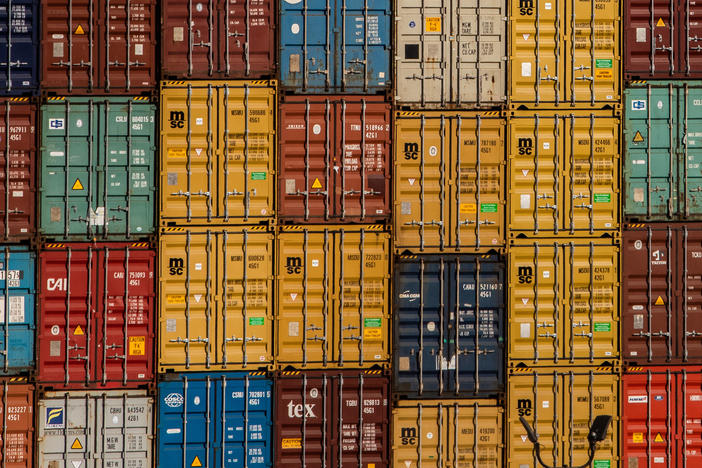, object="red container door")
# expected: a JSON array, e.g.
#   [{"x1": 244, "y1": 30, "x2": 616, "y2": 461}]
[
  {"x1": 624, "y1": 0, "x2": 676, "y2": 77},
  {"x1": 0, "y1": 379, "x2": 34, "y2": 468},
  {"x1": 680, "y1": 228, "x2": 702, "y2": 361},
  {"x1": 681, "y1": 370, "x2": 702, "y2": 466},
  {"x1": 685, "y1": 0, "x2": 702, "y2": 74}
]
